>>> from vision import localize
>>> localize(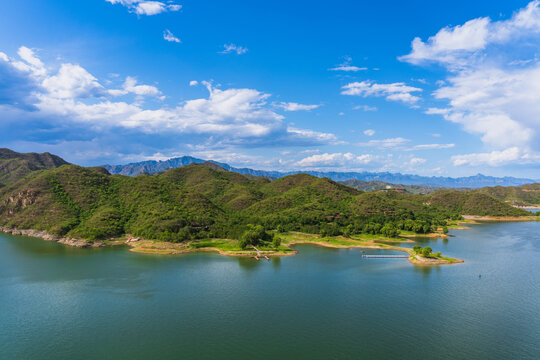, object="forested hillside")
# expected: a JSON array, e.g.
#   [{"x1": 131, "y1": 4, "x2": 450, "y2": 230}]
[
  {"x1": 0, "y1": 148, "x2": 68, "y2": 187},
  {"x1": 0, "y1": 150, "x2": 530, "y2": 243},
  {"x1": 473, "y1": 184, "x2": 540, "y2": 207}
]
